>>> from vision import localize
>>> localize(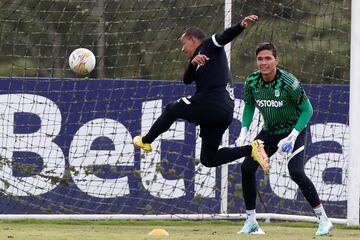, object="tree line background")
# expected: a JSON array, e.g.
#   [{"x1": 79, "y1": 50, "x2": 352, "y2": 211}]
[{"x1": 0, "y1": 0, "x2": 350, "y2": 84}]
